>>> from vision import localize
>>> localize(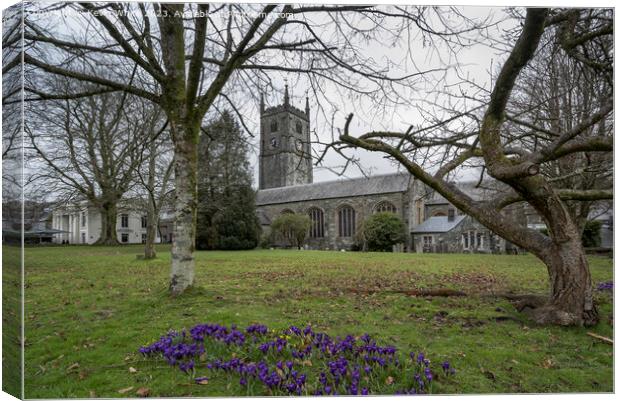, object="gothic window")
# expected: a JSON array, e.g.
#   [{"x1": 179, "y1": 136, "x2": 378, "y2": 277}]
[
  {"x1": 121, "y1": 214, "x2": 129, "y2": 228},
  {"x1": 308, "y1": 207, "x2": 324, "y2": 238},
  {"x1": 270, "y1": 120, "x2": 278, "y2": 132},
  {"x1": 296, "y1": 121, "x2": 303, "y2": 134},
  {"x1": 338, "y1": 205, "x2": 356, "y2": 237},
  {"x1": 374, "y1": 201, "x2": 397, "y2": 214},
  {"x1": 141, "y1": 216, "x2": 147, "y2": 228}
]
